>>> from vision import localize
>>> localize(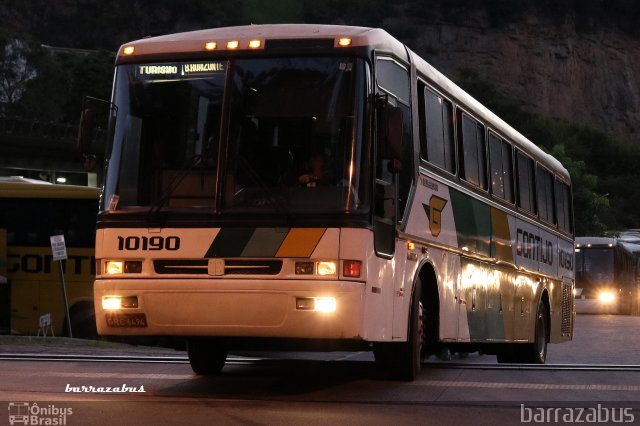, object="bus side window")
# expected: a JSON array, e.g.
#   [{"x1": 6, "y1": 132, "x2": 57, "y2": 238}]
[
  {"x1": 555, "y1": 178, "x2": 573, "y2": 233},
  {"x1": 516, "y1": 151, "x2": 536, "y2": 214},
  {"x1": 458, "y1": 111, "x2": 487, "y2": 190},
  {"x1": 488, "y1": 132, "x2": 514, "y2": 202},
  {"x1": 536, "y1": 165, "x2": 556, "y2": 224},
  {"x1": 419, "y1": 84, "x2": 455, "y2": 174}
]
